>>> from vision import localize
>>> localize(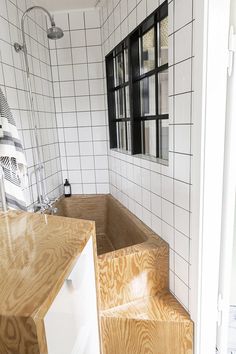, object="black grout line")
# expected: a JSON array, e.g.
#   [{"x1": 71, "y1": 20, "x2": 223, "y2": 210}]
[
  {"x1": 109, "y1": 161, "x2": 192, "y2": 213},
  {"x1": 168, "y1": 55, "x2": 195, "y2": 69}
]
